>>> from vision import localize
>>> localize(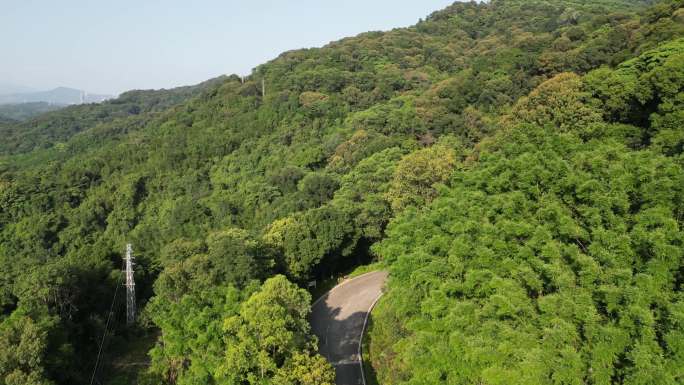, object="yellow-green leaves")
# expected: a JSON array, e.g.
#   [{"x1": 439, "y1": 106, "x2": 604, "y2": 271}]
[
  {"x1": 220, "y1": 276, "x2": 332, "y2": 384},
  {"x1": 386, "y1": 144, "x2": 457, "y2": 212},
  {"x1": 509, "y1": 72, "x2": 602, "y2": 132}
]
